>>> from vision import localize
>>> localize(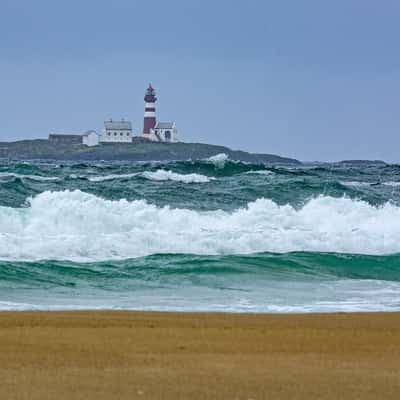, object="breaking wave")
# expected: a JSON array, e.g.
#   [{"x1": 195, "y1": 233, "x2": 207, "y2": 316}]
[
  {"x1": 206, "y1": 153, "x2": 229, "y2": 168},
  {"x1": 245, "y1": 170, "x2": 274, "y2": 175},
  {"x1": 141, "y1": 170, "x2": 212, "y2": 183},
  {"x1": 0, "y1": 172, "x2": 60, "y2": 182},
  {"x1": 88, "y1": 173, "x2": 139, "y2": 182},
  {"x1": 0, "y1": 190, "x2": 399, "y2": 262},
  {"x1": 88, "y1": 170, "x2": 212, "y2": 183},
  {"x1": 382, "y1": 181, "x2": 400, "y2": 187},
  {"x1": 340, "y1": 181, "x2": 400, "y2": 188},
  {"x1": 340, "y1": 181, "x2": 373, "y2": 187}
]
